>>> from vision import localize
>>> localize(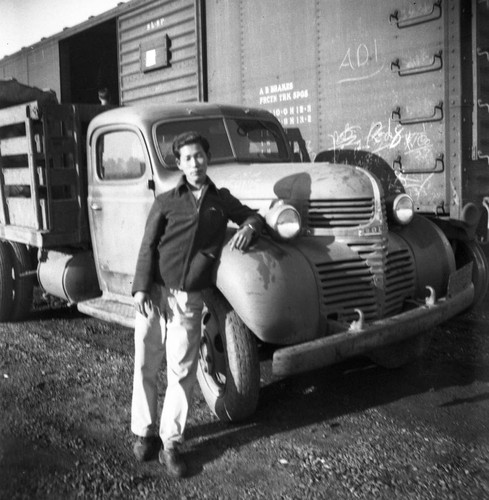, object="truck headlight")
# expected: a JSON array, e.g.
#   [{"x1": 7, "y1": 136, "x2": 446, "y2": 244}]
[
  {"x1": 392, "y1": 194, "x2": 414, "y2": 225},
  {"x1": 266, "y1": 202, "x2": 301, "y2": 239}
]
